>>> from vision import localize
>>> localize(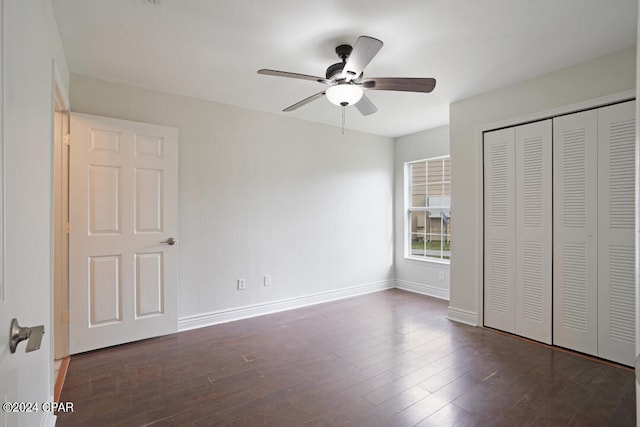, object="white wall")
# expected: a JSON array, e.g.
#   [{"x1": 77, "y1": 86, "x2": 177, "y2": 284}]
[
  {"x1": 69, "y1": 74, "x2": 395, "y2": 323},
  {"x1": 0, "y1": 0, "x2": 69, "y2": 425},
  {"x1": 394, "y1": 125, "x2": 450, "y2": 299},
  {"x1": 449, "y1": 46, "x2": 636, "y2": 325}
]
